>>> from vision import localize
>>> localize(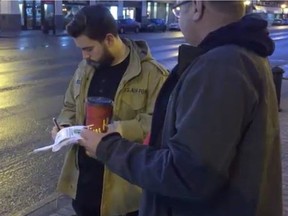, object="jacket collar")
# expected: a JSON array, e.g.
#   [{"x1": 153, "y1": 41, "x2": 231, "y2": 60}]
[
  {"x1": 175, "y1": 44, "x2": 205, "y2": 77},
  {"x1": 120, "y1": 39, "x2": 142, "y2": 83},
  {"x1": 198, "y1": 14, "x2": 274, "y2": 57}
]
